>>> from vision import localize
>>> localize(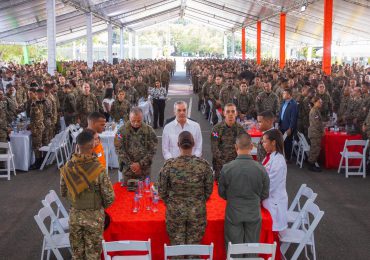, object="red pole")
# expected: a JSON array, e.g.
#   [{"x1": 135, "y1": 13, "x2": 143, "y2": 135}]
[
  {"x1": 257, "y1": 21, "x2": 261, "y2": 65},
  {"x1": 242, "y1": 27, "x2": 246, "y2": 60},
  {"x1": 323, "y1": 0, "x2": 333, "y2": 75},
  {"x1": 279, "y1": 13, "x2": 286, "y2": 69}
]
